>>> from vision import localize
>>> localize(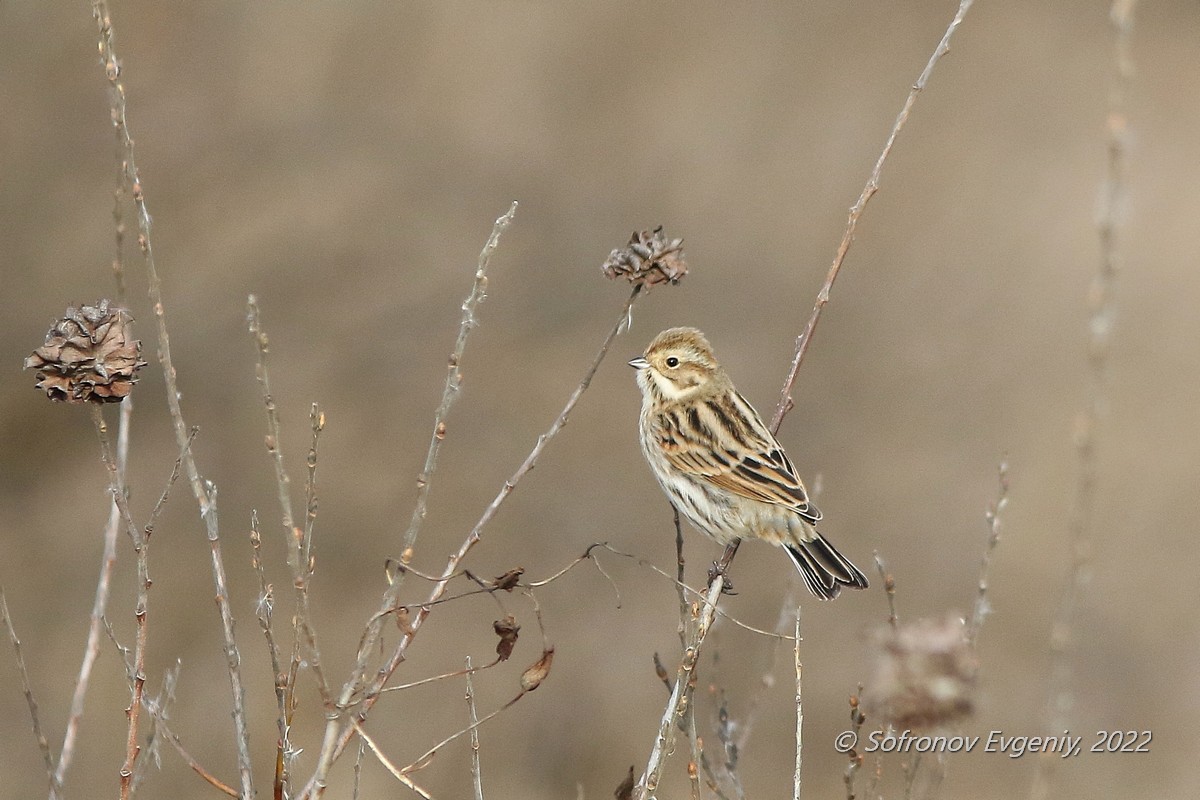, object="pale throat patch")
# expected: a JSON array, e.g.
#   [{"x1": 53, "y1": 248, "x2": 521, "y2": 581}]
[{"x1": 647, "y1": 368, "x2": 699, "y2": 401}]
